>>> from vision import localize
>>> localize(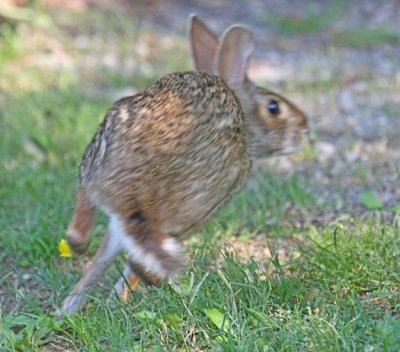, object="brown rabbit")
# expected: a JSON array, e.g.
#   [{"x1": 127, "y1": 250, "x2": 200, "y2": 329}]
[{"x1": 61, "y1": 20, "x2": 307, "y2": 314}]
